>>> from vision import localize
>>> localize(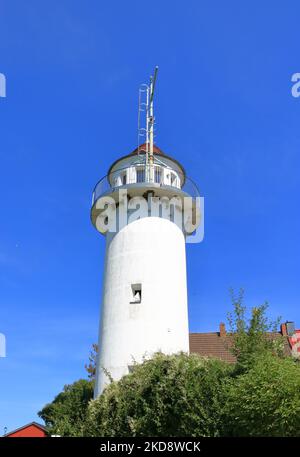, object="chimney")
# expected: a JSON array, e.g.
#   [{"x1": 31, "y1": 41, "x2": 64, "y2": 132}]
[
  {"x1": 219, "y1": 322, "x2": 226, "y2": 337},
  {"x1": 281, "y1": 323, "x2": 287, "y2": 336},
  {"x1": 286, "y1": 321, "x2": 295, "y2": 337}
]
